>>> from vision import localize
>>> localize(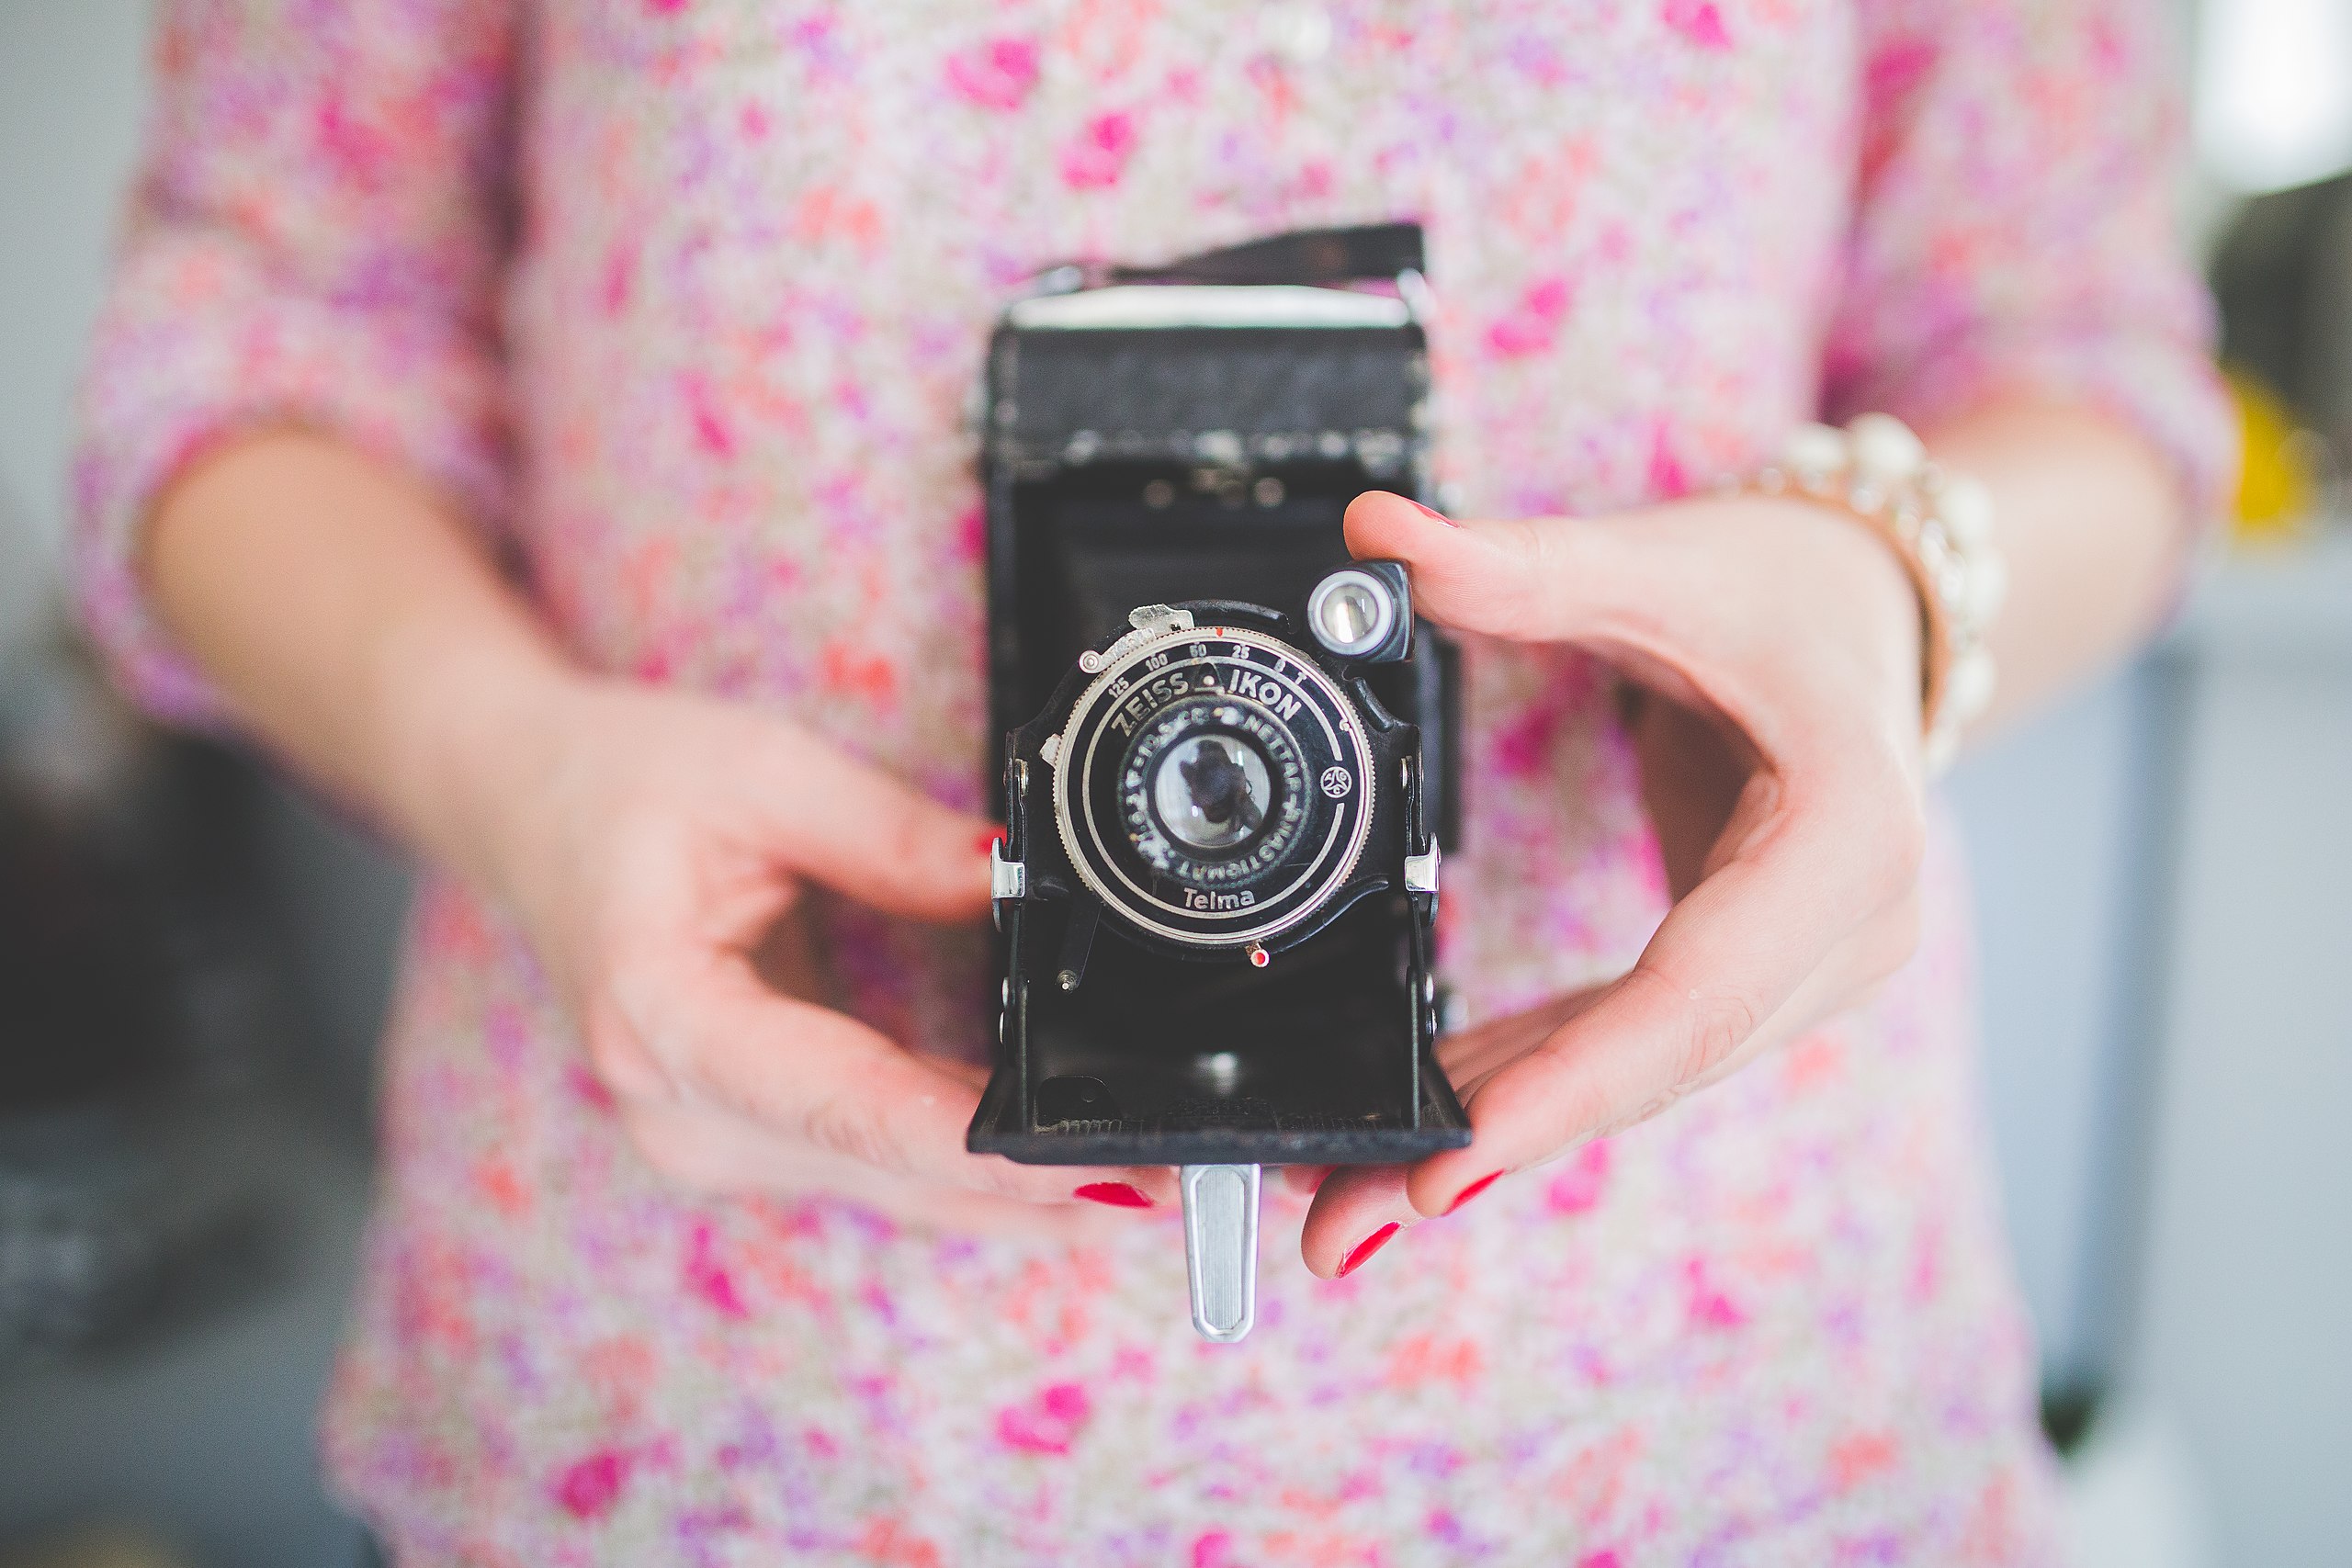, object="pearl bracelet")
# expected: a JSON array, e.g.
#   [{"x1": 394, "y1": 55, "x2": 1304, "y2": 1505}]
[{"x1": 1747, "y1": 414, "x2": 2007, "y2": 775}]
